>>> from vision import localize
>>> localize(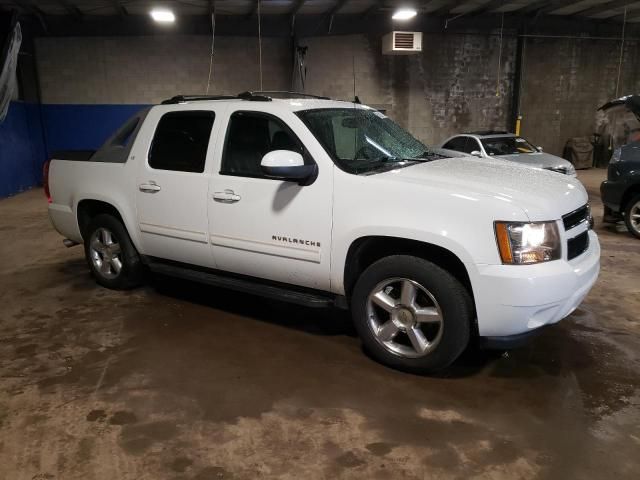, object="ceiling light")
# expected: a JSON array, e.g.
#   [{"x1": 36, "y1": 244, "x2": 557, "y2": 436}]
[
  {"x1": 150, "y1": 9, "x2": 175, "y2": 23},
  {"x1": 392, "y1": 8, "x2": 417, "y2": 20}
]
